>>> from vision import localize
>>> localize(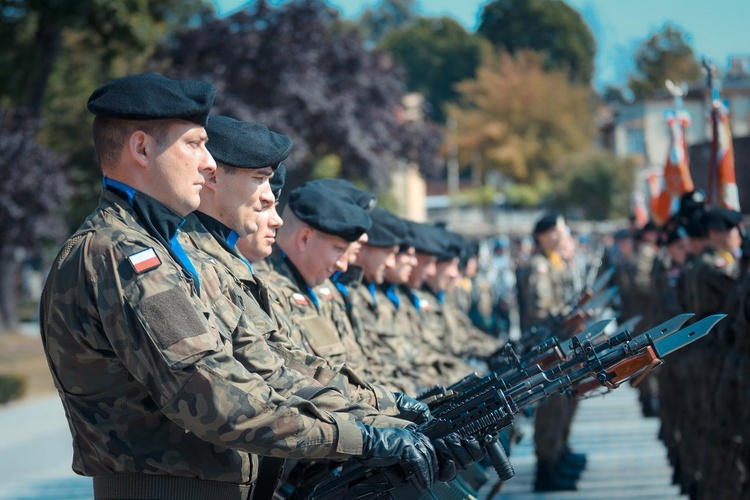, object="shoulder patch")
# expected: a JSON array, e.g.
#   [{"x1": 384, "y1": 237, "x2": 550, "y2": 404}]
[
  {"x1": 318, "y1": 287, "x2": 333, "y2": 300},
  {"x1": 292, "y1": 292, "x2": 309, "y2": 306},
  {"x1": 128, "y1": 248, "x2": 161, "y2": 274},
  {"x1": 419, "y1": 298, "x2": 431, "y2": 311}
]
